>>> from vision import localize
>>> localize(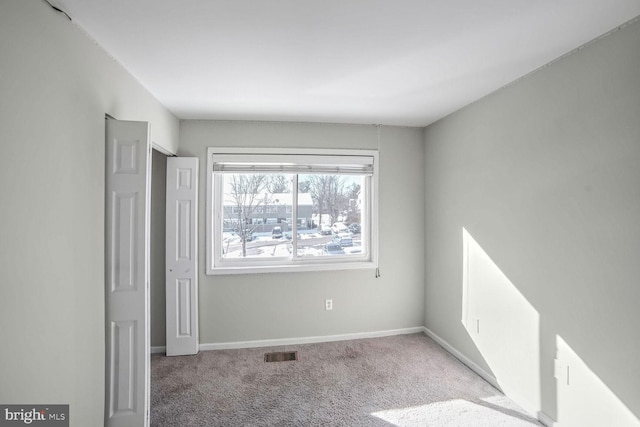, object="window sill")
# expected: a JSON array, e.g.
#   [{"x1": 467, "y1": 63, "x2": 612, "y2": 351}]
[{"x1": 206, "y1": 260, "x2": 378, "y2": 276}]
